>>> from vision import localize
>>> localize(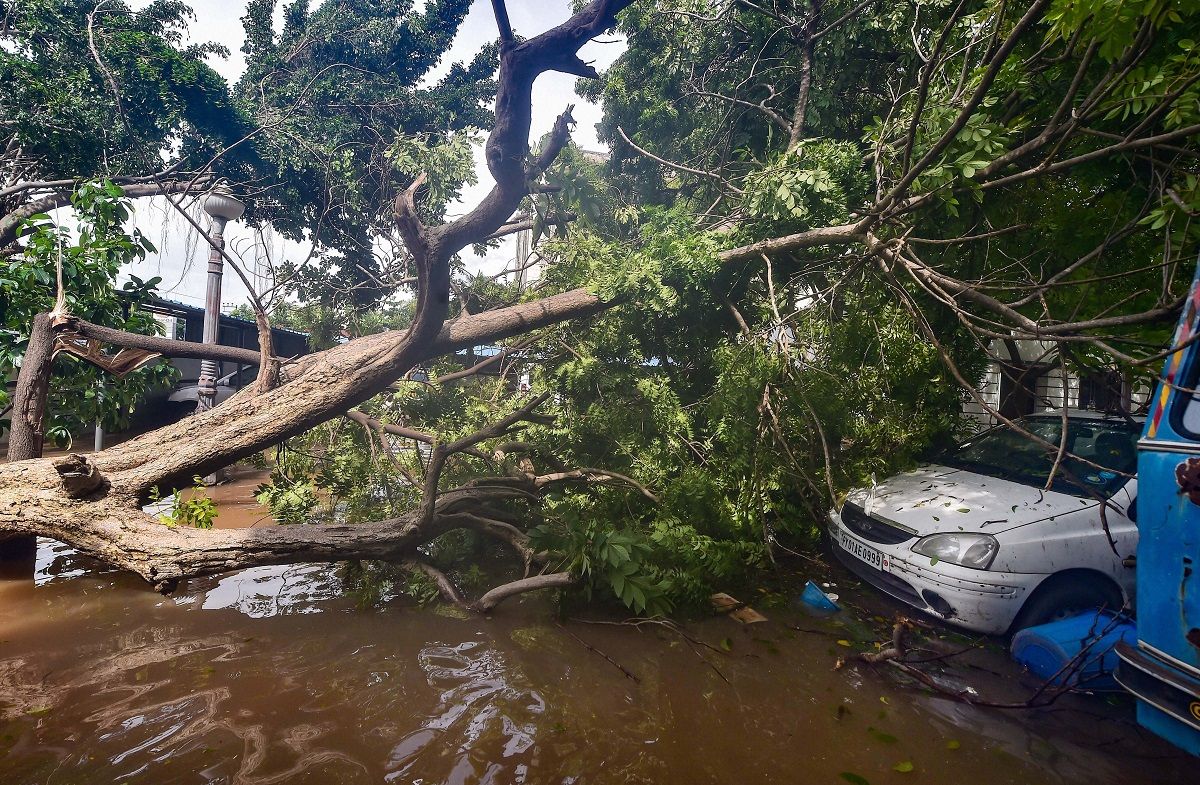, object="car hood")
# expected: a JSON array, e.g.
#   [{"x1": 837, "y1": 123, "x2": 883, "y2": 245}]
[{"x1": 843, "y1": 464, "x2": 1095, "y2": 536}]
